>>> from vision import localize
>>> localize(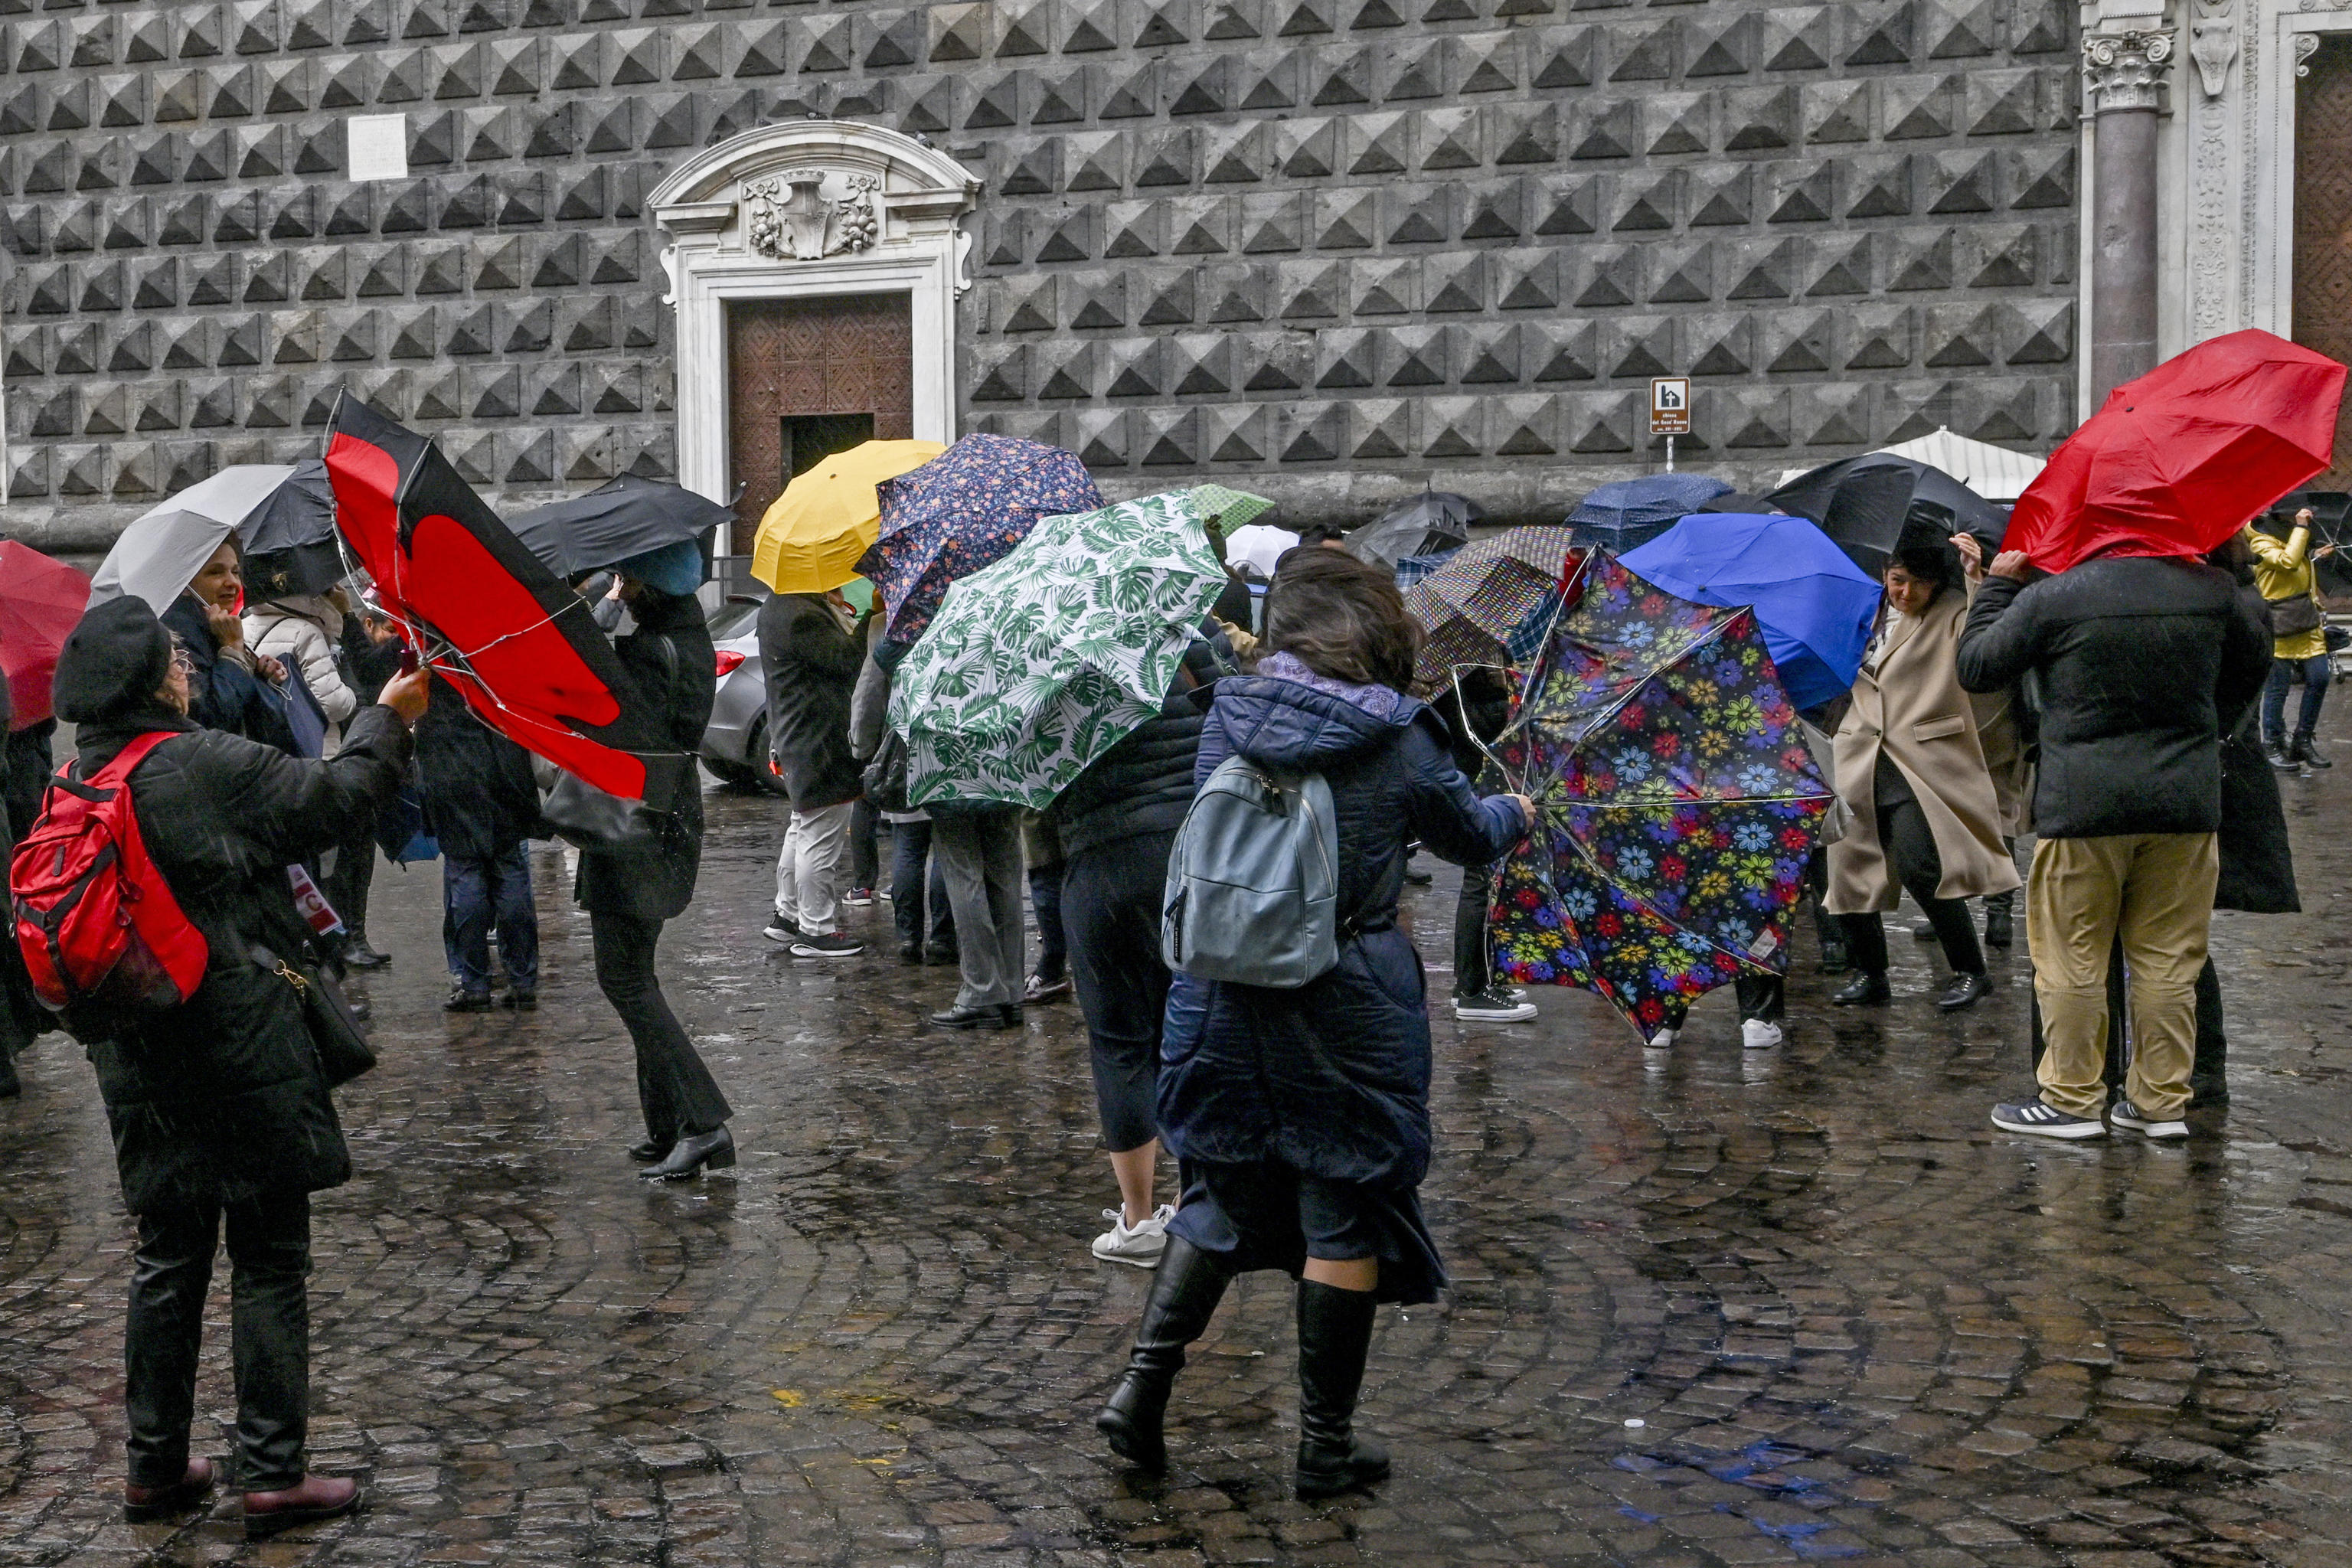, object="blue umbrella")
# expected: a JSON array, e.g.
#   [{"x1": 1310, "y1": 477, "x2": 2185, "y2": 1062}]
[
  {"x1": 1619, "y1": 513, "x2": 1881, "y2": 710},
  {"x1": 1566, "y1": 474, "x2": 1733, "y2": 552}
]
